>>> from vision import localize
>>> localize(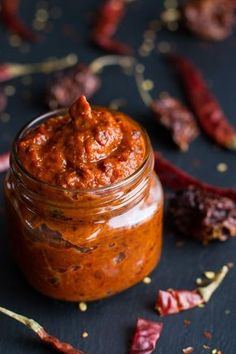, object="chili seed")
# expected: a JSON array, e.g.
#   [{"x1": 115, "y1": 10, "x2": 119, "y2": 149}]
[
  {"x1": 143, "y1": 276, "x2": 152, "y2": 284},
  {"x1": 82, "y1": 331, "x2": 88, "y2": 338},
  {"x1": 4, "y1": 85, "x2": 15, "y2": 96},
  {"x1": 182, "y1": 347, "x2": 194, "y2": 354},
  {"x1": 79, "y1": 302, "x2": 87, "y2": 312},
  {"x1": 216, "y1": 163, "x2": 228, "y2": 173},
  {"x1": 204, "y1": 271, "x2": 216, "y2": 280}
]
